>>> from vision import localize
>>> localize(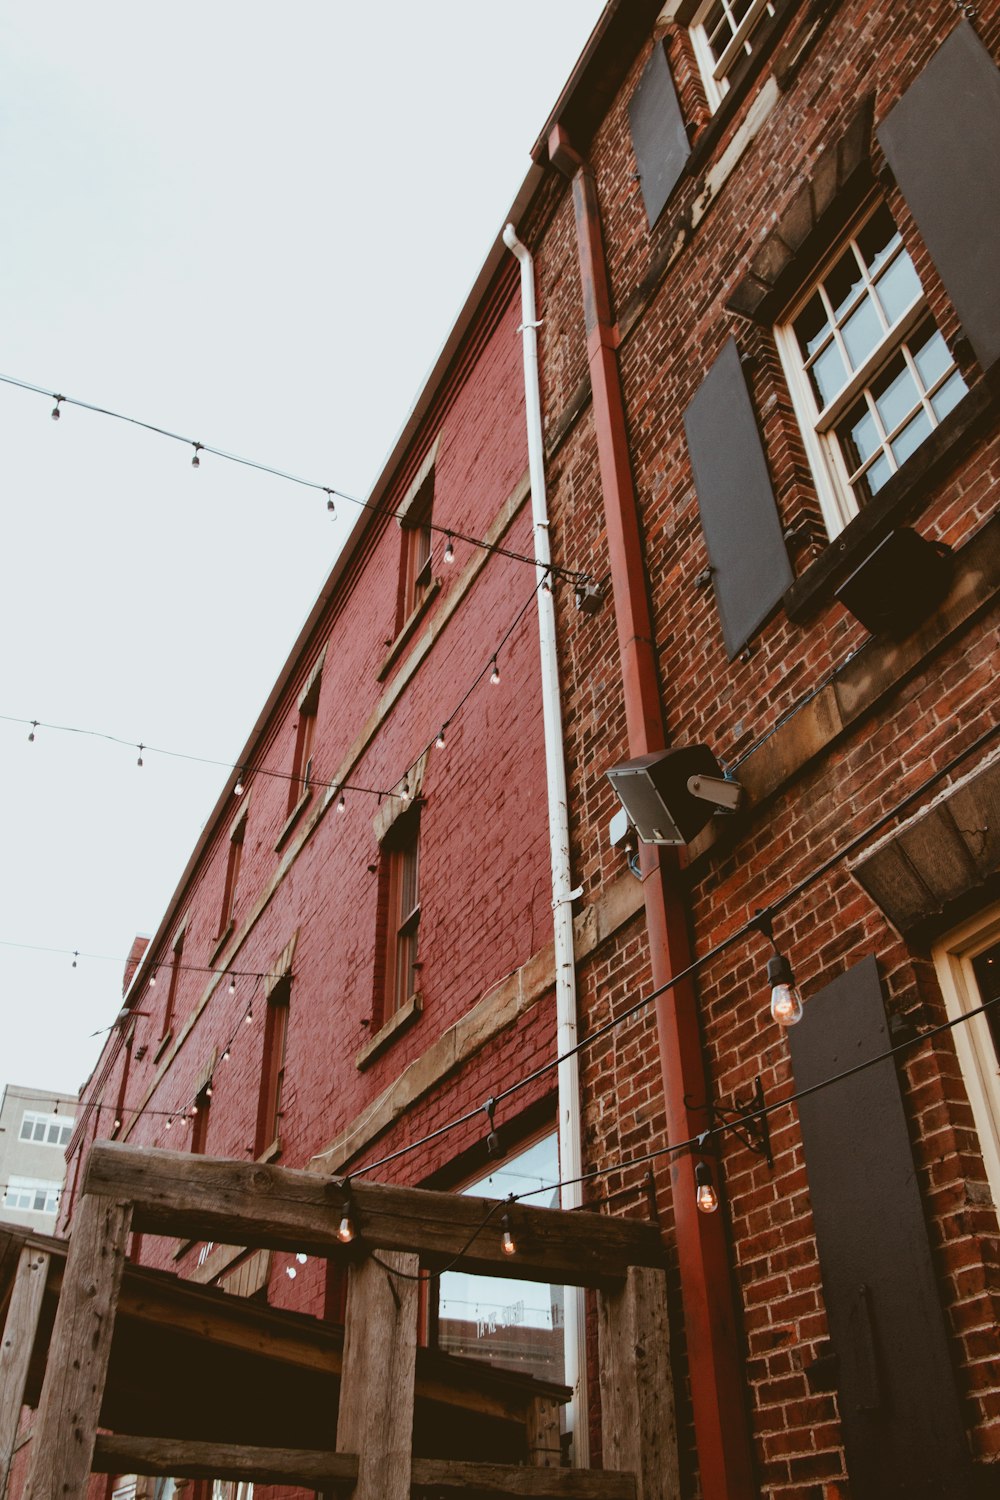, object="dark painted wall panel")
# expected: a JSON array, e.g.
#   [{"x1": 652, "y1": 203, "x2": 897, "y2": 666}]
[
  {"x1": 683, "y1": 337, "x2": 792, "y2": 657},
  {"x1": 878, "y1": 21, "x2": 1000, "y2": 371},
  {"x1": 628, "y1": 40, "x2": 690, "y2": 228},
  {"x1": 789, "y1": 955, "x2": 972, "y2": 1499}
]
